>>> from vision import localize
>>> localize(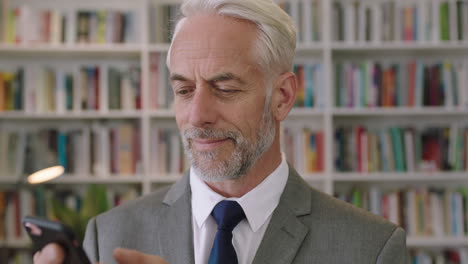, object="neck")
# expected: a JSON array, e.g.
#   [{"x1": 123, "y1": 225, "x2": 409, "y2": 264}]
[{"x1": 204, "y1": 137, "x2": 282, "y2": 198}]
